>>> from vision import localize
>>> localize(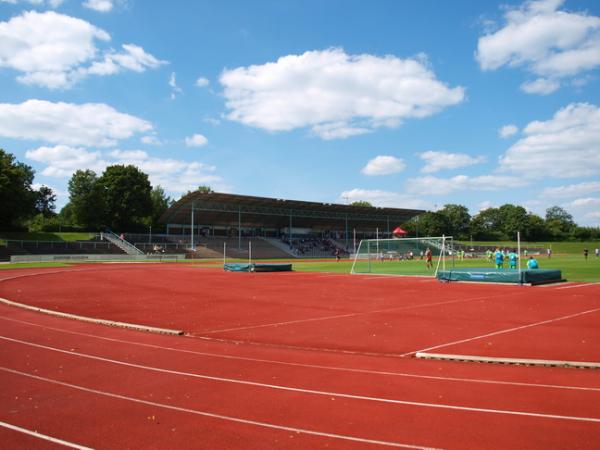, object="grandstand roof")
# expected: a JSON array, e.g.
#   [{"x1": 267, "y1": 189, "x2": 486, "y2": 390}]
[{"x1": 159, "y1": 192, "x2": 424, "y2": 231}]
